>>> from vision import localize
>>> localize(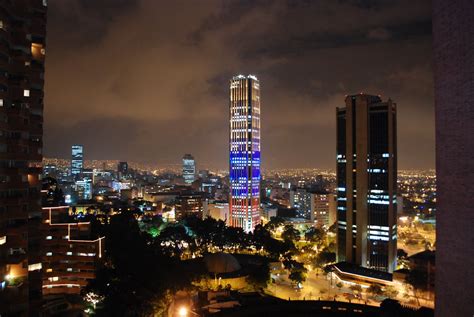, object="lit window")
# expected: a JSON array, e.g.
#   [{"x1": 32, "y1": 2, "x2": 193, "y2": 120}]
[
  {"x1": 46, "y1": 268, "x2": 52, "y2": 273},
  {"x1": 66, "y1": 251, "x2": 72, "y2": 256},
  {"x1": 67, "y1": 268, "x2": 72, "y2": 272},
  {"x1": 46, "y1": 252, "x2": 52, "y2": 256},
  {"x1": 46, "y1": 236, "x2": 52, "y2": 240},
  {"x1": 0, "y1": 236, "x2": 5, "y2": 245},
  {"x1": 23, "y1": 90, "x2": 30, "y2": 97},
  {"x1": 0, "y1": 99, "x2": 3, "y2": 107}
]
